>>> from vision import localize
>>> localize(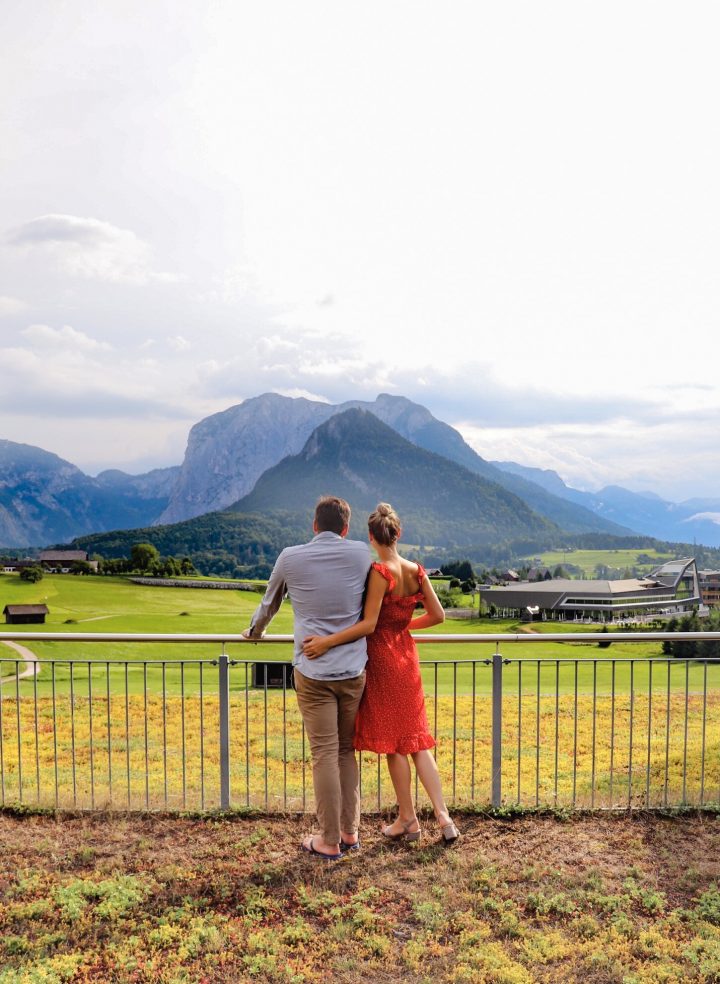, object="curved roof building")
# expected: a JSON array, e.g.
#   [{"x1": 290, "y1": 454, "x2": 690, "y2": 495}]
[{"x1": 479, "y1": 558, "x2": 701, "y2": 621}]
